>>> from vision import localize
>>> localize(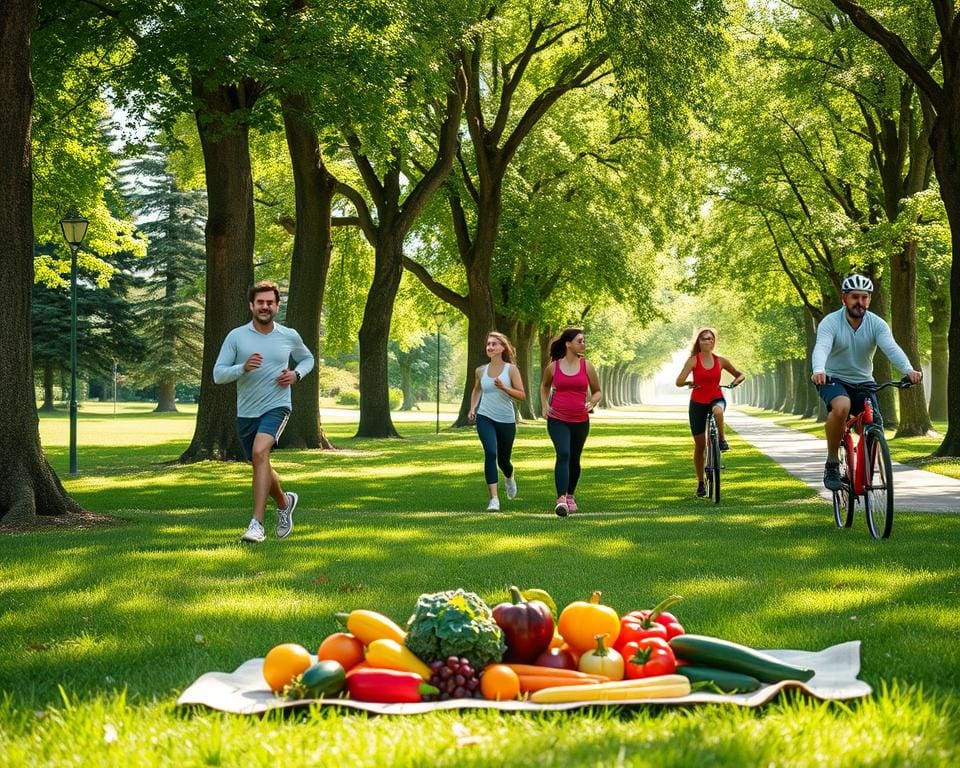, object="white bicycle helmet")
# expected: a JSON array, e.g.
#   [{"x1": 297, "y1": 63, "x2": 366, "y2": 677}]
[{"x1": 841, "y1": 274, "x2": 873, "y2": 293}]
